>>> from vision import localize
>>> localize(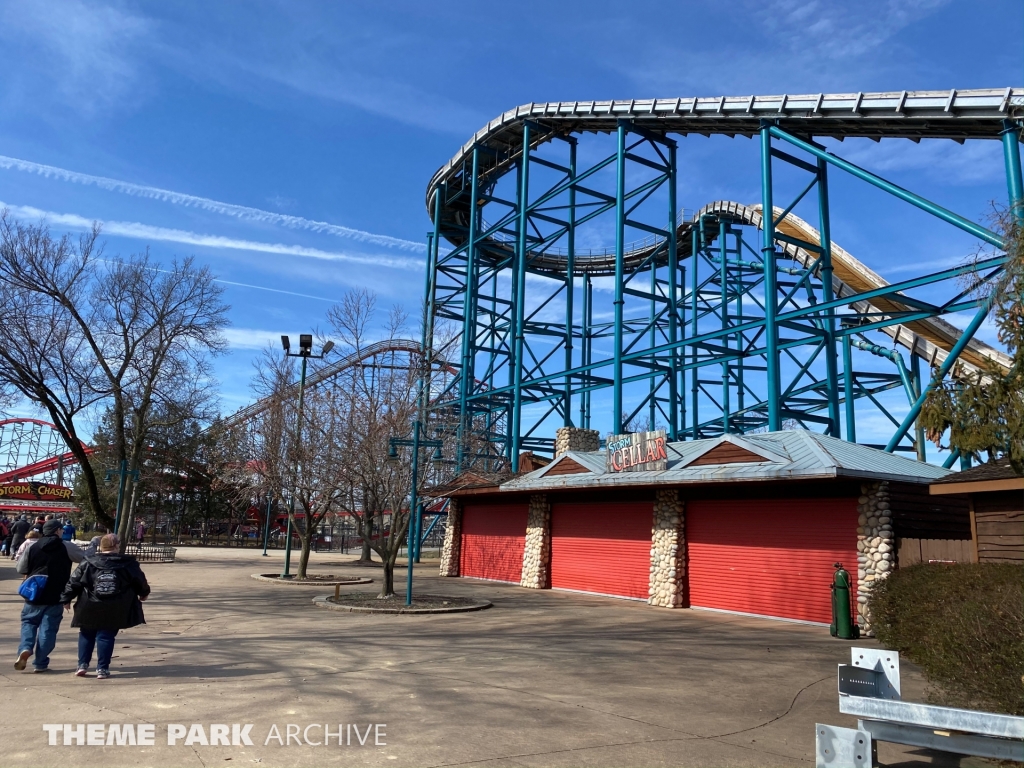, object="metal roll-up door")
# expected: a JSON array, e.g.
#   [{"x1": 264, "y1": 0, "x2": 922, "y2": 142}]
[
  {"x1": 459, "y1": 503, "x2": 527, "y2": 583},
  {"x1": 687, "y1": 498, "x2": 858, "y2": 624},
  {"x1": 550, "y1": 501, "x2": 651, "y2": 599}
]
